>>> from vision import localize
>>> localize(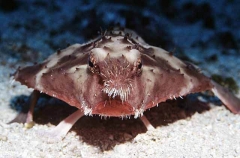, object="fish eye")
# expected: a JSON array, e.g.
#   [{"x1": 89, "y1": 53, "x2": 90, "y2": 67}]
[
  {"x1": 88, "y1": 59, "x2": 94, "y2": 67},
  {"x1": 138, "y1": 61, "x2": 142, "y2": 69},
  {"x1": 88, "y1": 58, "x2": 100, "y2": 73}
]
